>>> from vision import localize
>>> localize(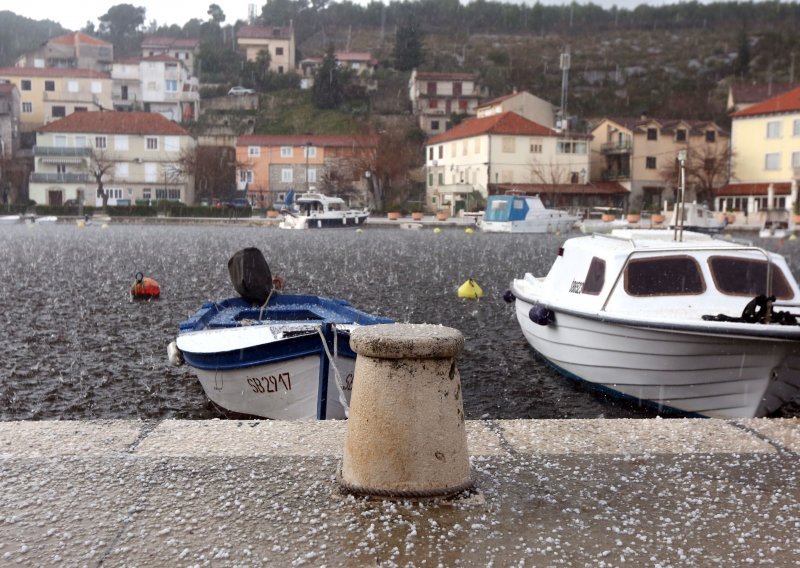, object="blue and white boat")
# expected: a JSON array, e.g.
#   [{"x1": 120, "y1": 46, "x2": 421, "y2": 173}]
[
  {"x1": 168, "y1": 248, "x2": 392, "y2": 420},
  {"x1": 478, "y1": 194, "x2": 578, "y2": 233}
]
